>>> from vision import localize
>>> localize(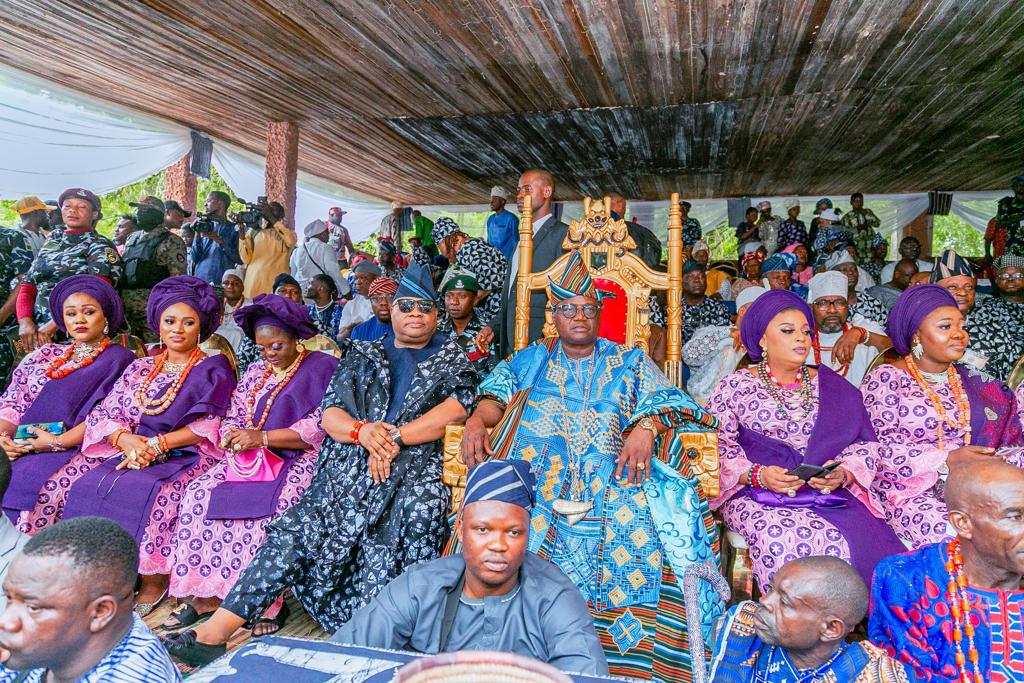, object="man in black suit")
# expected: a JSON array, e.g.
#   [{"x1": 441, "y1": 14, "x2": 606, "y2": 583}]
[
  {"x1": 479, "y1": 168, "x2": 569, "y2": 358},
  {"x1": 607, "y1": 192, "x2": 663, "y2": 271}
]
